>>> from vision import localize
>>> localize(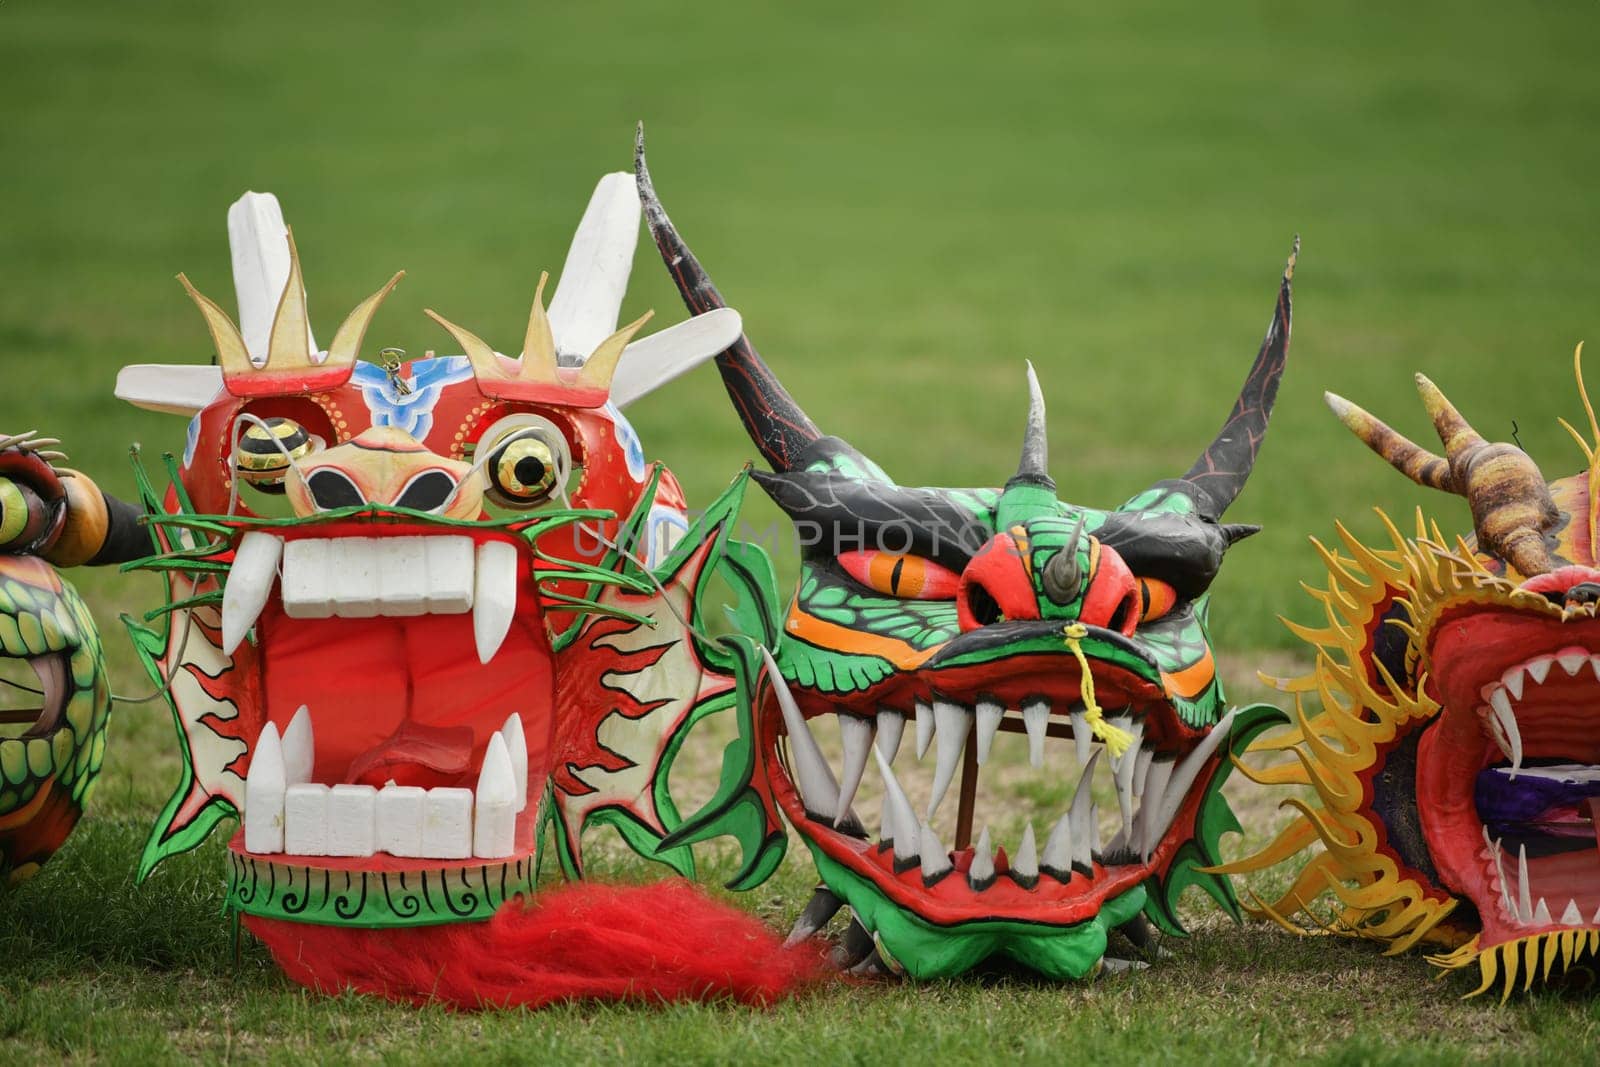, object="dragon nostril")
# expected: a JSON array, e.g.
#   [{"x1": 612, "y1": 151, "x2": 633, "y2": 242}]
[{"x1": 966, "y1": 582, "x2": 1004, "y2": 627}]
